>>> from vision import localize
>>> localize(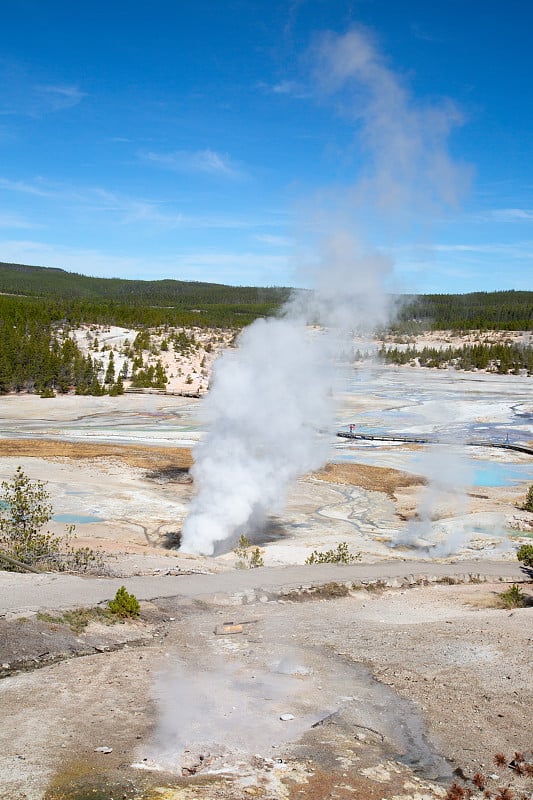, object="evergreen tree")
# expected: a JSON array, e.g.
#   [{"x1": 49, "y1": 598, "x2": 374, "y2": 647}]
[{"x1": 104, "y1": 351, "x2": 115, "y2": 384}]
